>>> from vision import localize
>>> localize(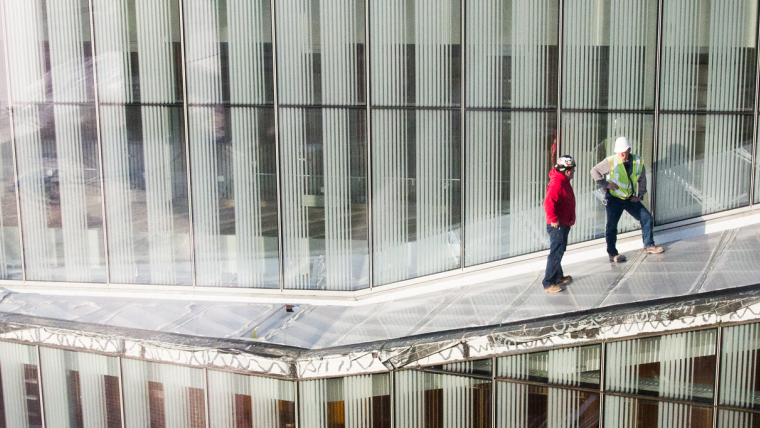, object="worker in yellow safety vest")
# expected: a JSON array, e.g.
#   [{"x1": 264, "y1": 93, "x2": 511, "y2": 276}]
[{"x1": 590, "y1": 137, "x2": 664, "y2": 262}]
